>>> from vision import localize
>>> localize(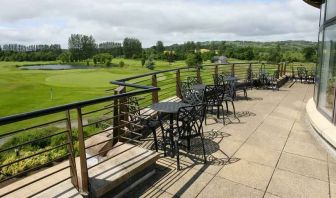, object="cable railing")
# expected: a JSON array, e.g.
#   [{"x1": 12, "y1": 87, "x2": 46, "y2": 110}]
[{"x1": 0, "y1": 61, "x2": 296, "y2": 197}]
